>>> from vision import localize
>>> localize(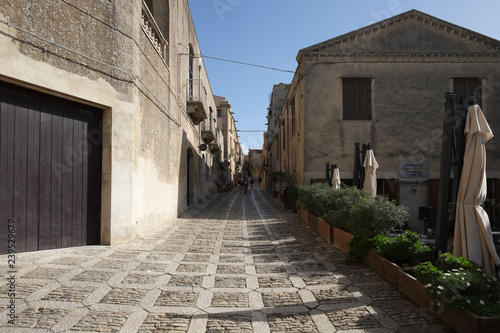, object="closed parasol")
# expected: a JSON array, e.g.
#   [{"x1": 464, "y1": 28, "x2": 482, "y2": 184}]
[
  {"x1": 453, "y1": 104, "x2": 500, "y2": 274},
  {"x1": 332, "y1": 167, "x2": 341, "y2": 190},
  {"x1": 363, "y1": 149, "x2": 378, "y2": 197}
]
